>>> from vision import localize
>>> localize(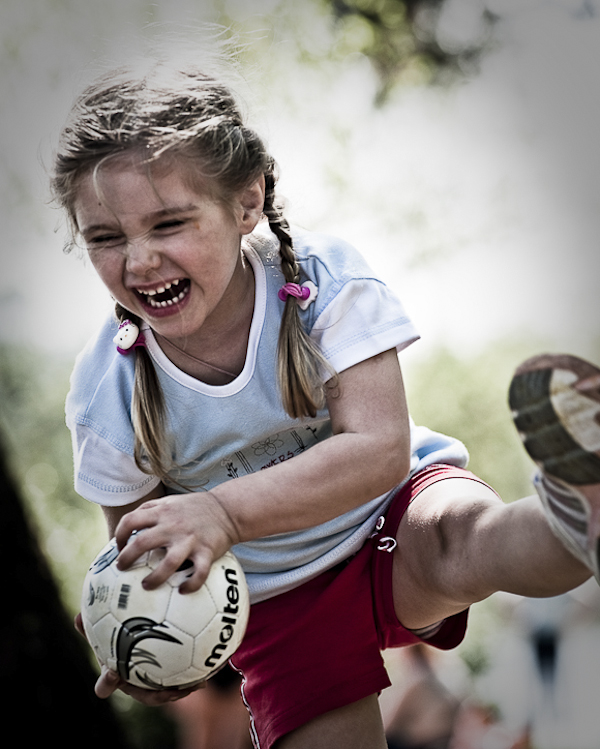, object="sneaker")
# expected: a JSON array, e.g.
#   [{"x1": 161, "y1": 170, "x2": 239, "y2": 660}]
[{"x1": 509, "y1": 354, "x2": 600, "y2": 579}]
